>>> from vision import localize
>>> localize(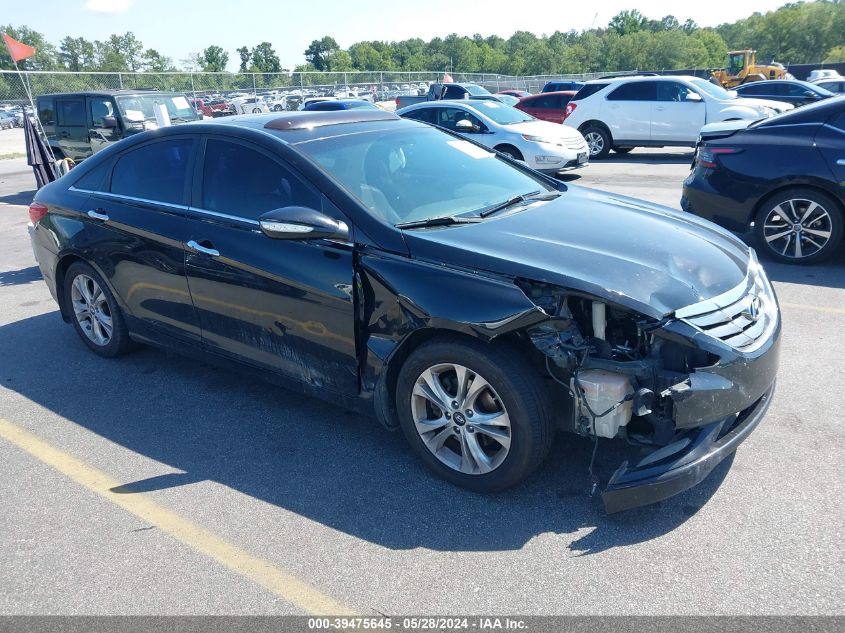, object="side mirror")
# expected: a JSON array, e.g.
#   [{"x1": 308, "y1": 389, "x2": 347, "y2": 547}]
[
  {"x1": 102, "y1": 115, "x2": 118, "y2": 128},
  {"x1": 686, "y1": 92, "x2": 703, "y2": 102},
  {"x1": 259, "y1": 206, "x2": 349, "y2": 241},
  {"x1": 455, "y1": 119, "x2": 475, "y2": 131}
]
